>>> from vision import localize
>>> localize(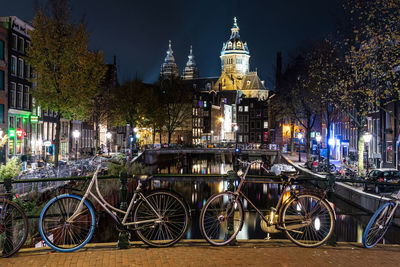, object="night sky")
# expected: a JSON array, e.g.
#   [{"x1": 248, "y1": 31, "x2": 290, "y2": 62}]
[{"x1": 0, "y1": 0, "x2": 341, "y2": 87}]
